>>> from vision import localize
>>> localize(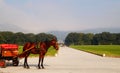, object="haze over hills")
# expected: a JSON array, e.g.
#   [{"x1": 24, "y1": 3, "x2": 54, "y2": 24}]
[
  {"x1": 80, "y1": 28, "x2": 120, "y2": 33},
  {"x1": 0, "y1": 24, "x2": 120, "y2": 42},
  {"x1": 49, "y1": 28, "x2": 120, "y2": 42},
  {"x1": 0, "y1": 24, "x2": 27, "y2": 33}
]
